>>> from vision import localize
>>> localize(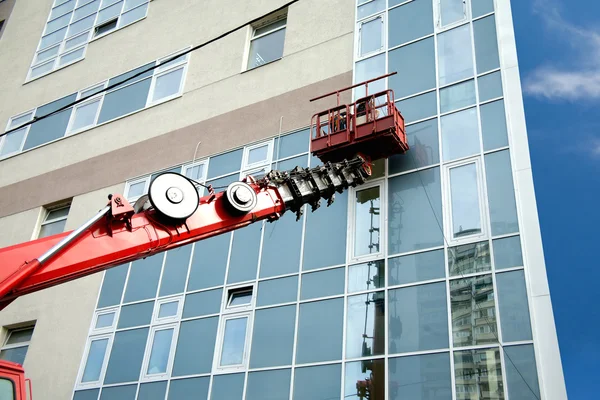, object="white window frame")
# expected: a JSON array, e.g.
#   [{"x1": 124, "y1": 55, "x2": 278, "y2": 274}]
[
  {"x1": 241, "y1": 140, "x2": 273, "y2": 171},
  {"x1": 435, "y1": 0, "x2": 470, "y2": 31},
  {"x1": 443, "y1": 157, "x2": 488, "y2": 245},
  {"x1": 183, "y1": 160, "x2": 208, "y2": 183},
  {"x1": 0, "y1": 110, "x2": 35, "y2": 159},
  {"x1": 147, "y1": 50, "x2": 190, "y2": 107},
  {"x1": 91, "y1": 307, "x2": 119, "y2": 334},
  {"x1": 152, "y1": 296, "x2": 184, "y2": 325},
  {"x1": 348, "y1": 180, "x2": 385, "y2": 263},
  {"x1": 244, "y1": 15, "x2": 287, "y2": 71},
  {"x1": 75, "y1": 333, "x2": 113, "y2": 389},
  {"x1": 213, "y1": 312, "x2": 253, "y2": 373},
  {"x1": 37, "y1": 203, "x2": 71, "y2": 239},
  {"x1": 66, "y1": 97, "x2": 103, "y2": 135},
  {"x1": 0, "y1": 327, "x2": 34, "y2": 357},
  {"x1": 240, "y1": 164, "x2": 272, "y2": 181},
  {"x1": 140, "y1": 323, "x2": 179, "y2": 382},
  {"x1": 125, "y1": 176, "x2": 151, "y2": 203},
  {"x1": 356, "y1": 13, "x2": 385, "y2": 60}
]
